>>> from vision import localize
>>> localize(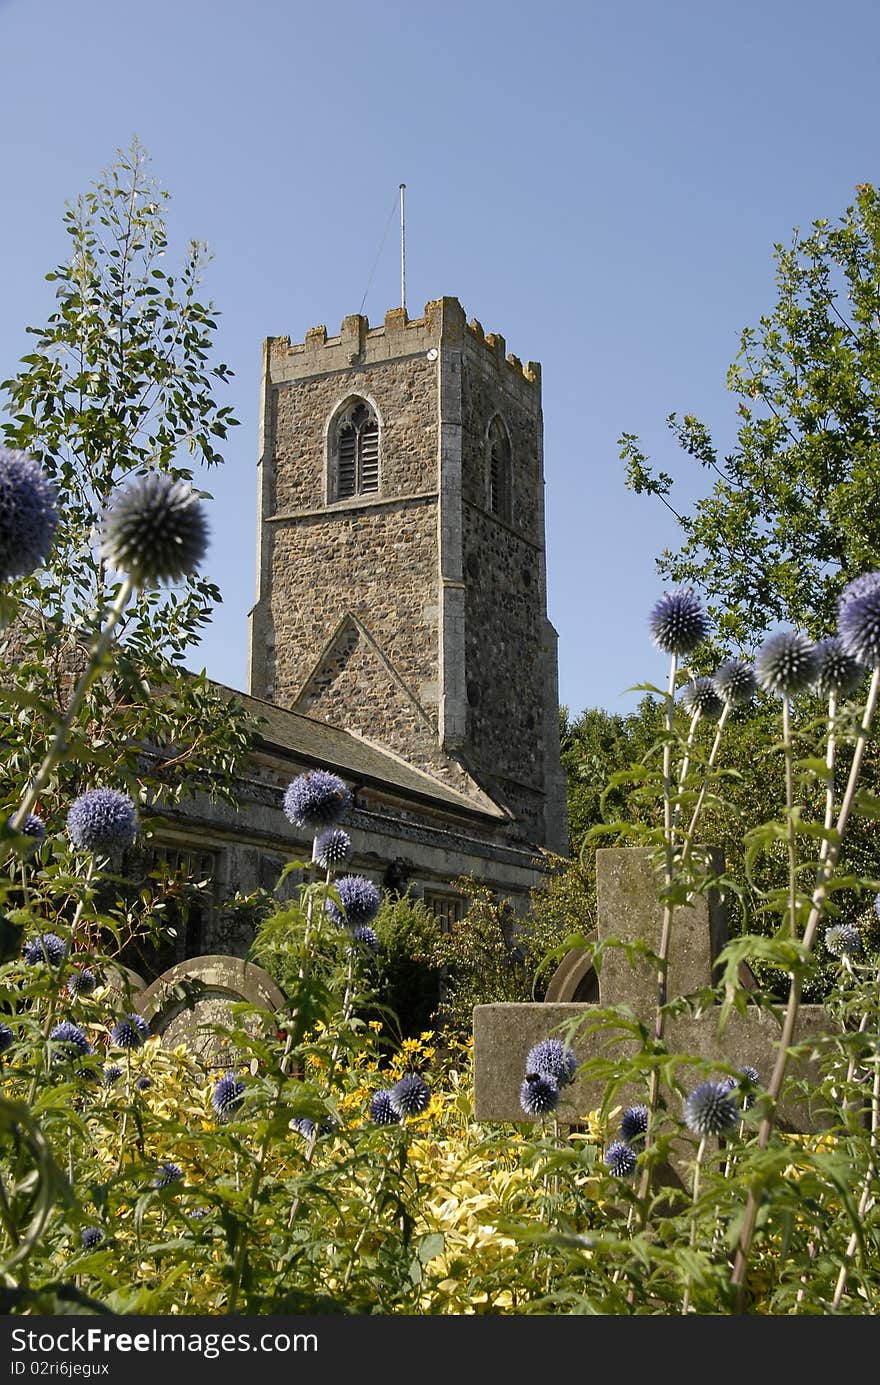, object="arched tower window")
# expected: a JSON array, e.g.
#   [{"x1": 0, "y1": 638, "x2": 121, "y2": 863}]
[
  {"x1": 487, "y1": 416, "x2": 512, "y2": 523},
  {"x1": 331, "y1": 398, "x2": 380, "y2": 500}
]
